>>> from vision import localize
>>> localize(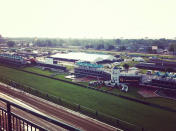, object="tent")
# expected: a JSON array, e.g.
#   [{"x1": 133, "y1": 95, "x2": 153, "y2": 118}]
[{"x1": 94, "y1": 57, "x2": 104, "y2": 62}]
